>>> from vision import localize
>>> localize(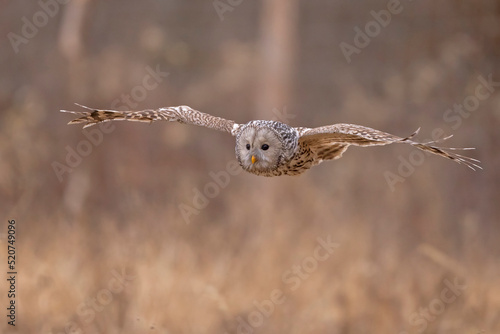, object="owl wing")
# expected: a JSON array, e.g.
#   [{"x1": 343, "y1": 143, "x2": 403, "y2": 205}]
[
  {"x1": 297, "y1": 123, "x2": 481, "y2": 170},
  {"x1": 61, "y1": 104, "x2": 240, "y2": 135}
]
